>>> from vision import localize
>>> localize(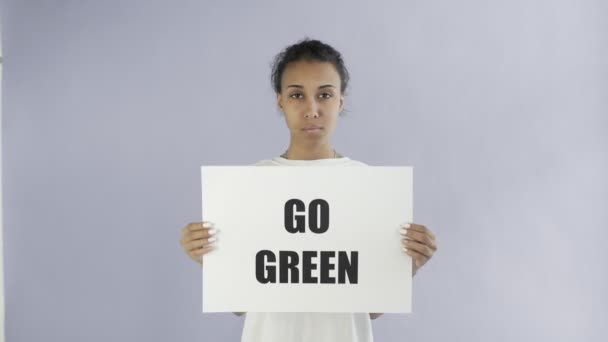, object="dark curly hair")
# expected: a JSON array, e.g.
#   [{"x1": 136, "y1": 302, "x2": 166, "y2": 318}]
[{"x1": 270, "y1": 38, "x2": 350, "y2": 110}]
